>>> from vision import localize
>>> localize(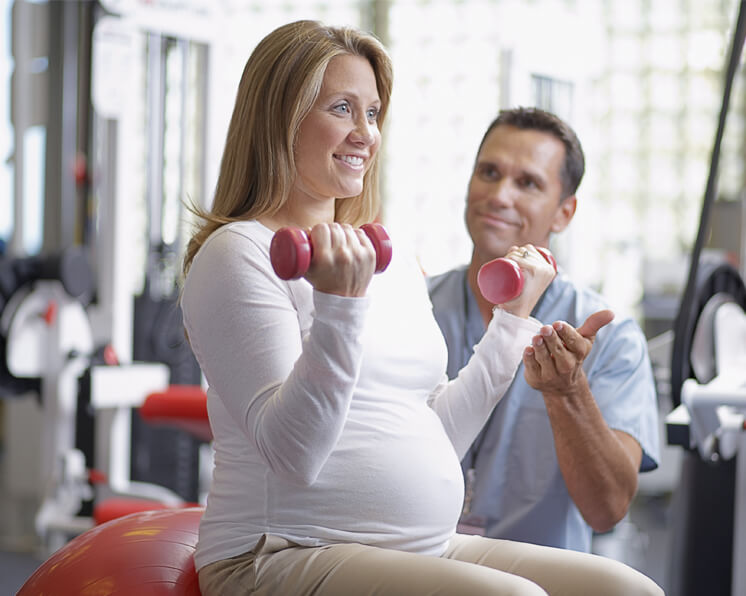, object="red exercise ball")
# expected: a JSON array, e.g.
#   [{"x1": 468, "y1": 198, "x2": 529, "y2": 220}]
[{"x1": 18, "y1": 507, "x2": 204, "y2": 596}]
